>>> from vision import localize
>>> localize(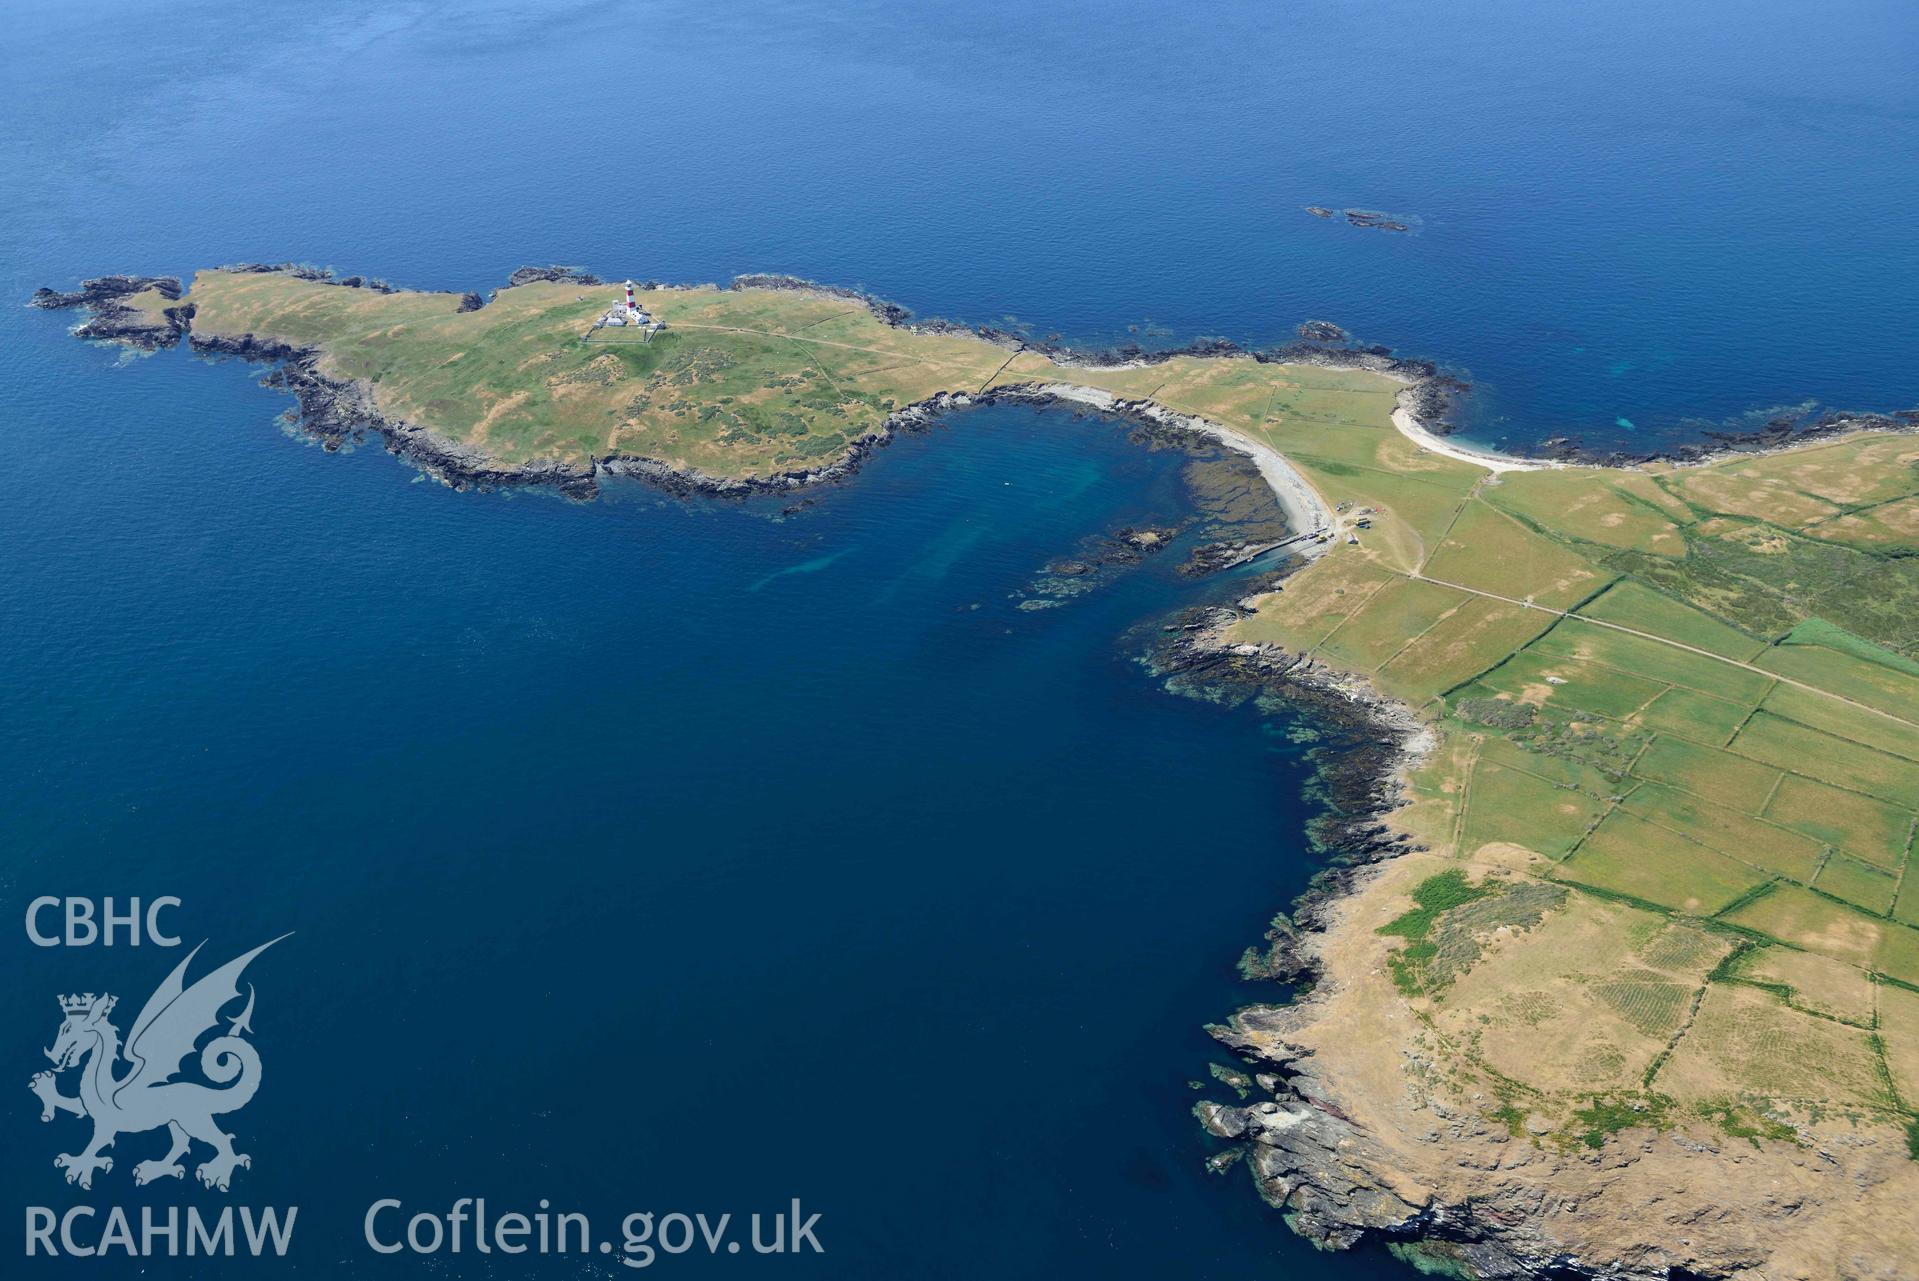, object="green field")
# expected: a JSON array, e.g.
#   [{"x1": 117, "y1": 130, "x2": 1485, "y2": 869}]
[
  {"x1": 1574, "y1": 580, "x2": 1768, "y2": 661},
  {"x1": 1758, "y1": 634, "x2": 1919, "y2": 723},
  {"x1": 1459, "y1": 759, "x2": 1607, "y2": 860},
  {"x1": 1730, "y1": 713, "x2": 1919, "y2": 804},
  {"x1": 1631, "y1": 735, "x2": 1780, "y2": 812},
  {"x1": 1480, "y1": 469, "x2": 1691, "y2": 555},
  {"x1": 1558, "y1": 810, "x2": 1769, "y2": 914},
  {"x1": 1314, "y1": 578, "x2": 1472, "y2": 675},
  {"x1": 1477, "y1": 649, "x2": 1669, "y2": 720},
  {"x1": 1530, "y1": 620, "x2": 1776, "y2": 705},
  {"x1": 1475, "y1": 730, "x2": 1620, "y2": 796},
  {"x1": 1373, "y1": 597, "x2": 1555, "y2": 701},
  {"x1": 1636, "y1": 686, "x2": 1752, "y2": 745},
  {"x1": 1815, "y1": 855, "x2": 1899, "y2": 915},
  {"x1": 1419, "y1": 498, "x2": 1612, "y2": 609},
  {"x1": 1619, "y1": 782, "x2": 1823, "y2": 881},
  {"x1": 1763, "y1": 775, "x2": 1913, "y2": 870},
  {"x1": 1760, "y1": 681, "x2": 1919, "y2": 763}
]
